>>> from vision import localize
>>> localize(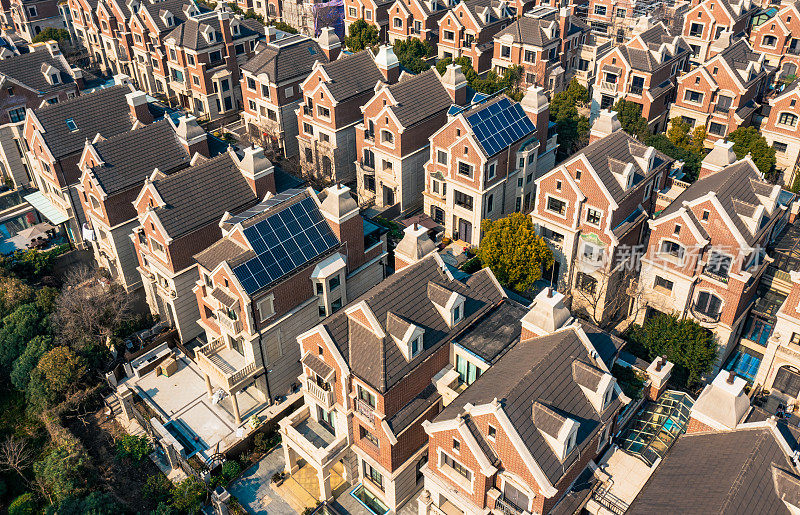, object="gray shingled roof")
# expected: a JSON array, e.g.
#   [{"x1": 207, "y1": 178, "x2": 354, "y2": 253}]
[
  {"x1": 385, "y1": 68, "x2": 453, "y2": 128},
  {"x1": 151, "y1": 152, "x2": 257, "y2": 237},
  {"x1": 455, "y1": 299, "x2": 526, "y2": 363},
  {"x1": 320, "y1": 50, "x2": 384, "y2": 102},
  {"x1": 166, "y1": 16, "x2": 261, "y2": 51},
  {"x1": 242, "y1": 35, "x2": 327, "y2": 83},
  {"x1": 495, "y1": 17, "x2": 558, "y2": 46},
  {"x1": 140, "y1": 0, "x2": 195, "y2": 32},
  {"x1": 436, "y1": 326, "x2": 622, "y2": 485},
  {"x1": 90, "y1": 120, "x2": 189, "y2": 194},
  {"x1": 0, "y1": 48, "x2": 74, "y2": 94},
  {"x1": 627, "y1": 427, "x2": 797, "y2": 514},
  {"x1": 387, "y1": 383, "x2": 440, "y2": 434},
  {"x1": 195, "y1": 237, "x2": 248, "y2": 271},
  {"x1": 321, "y1": 256, "x2": 505, "y2": 393}
]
